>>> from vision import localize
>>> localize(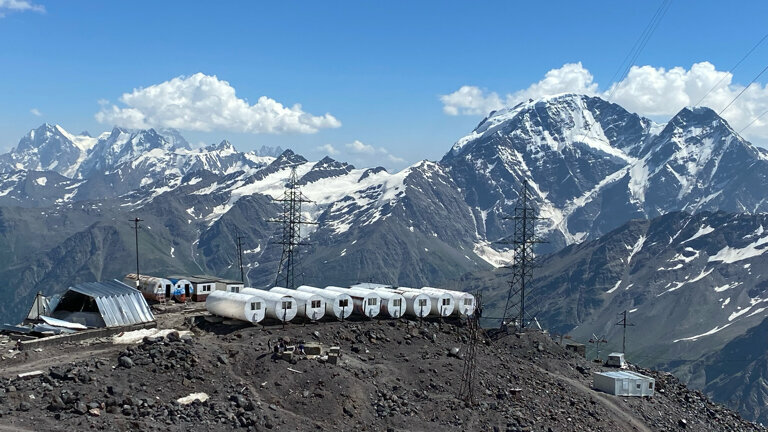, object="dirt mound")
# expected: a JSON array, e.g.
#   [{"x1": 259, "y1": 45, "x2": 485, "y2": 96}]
[{"x1": 0, "y1": 318, "x2": 761, "y2": 431}]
